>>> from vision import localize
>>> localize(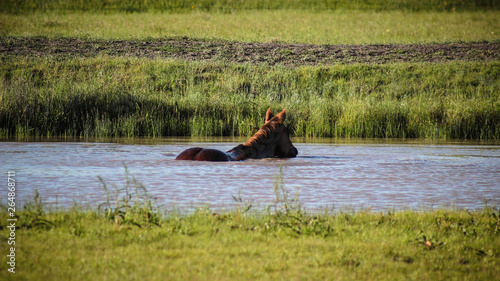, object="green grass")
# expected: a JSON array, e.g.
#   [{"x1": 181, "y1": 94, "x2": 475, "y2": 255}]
[
  {"x1": 1, "y1": 57, "x2": 499, "y2": 139},
  {"x1": 1, "y1": 10, "x2": 499, "y2": 44},
  {"x1": 1, "y1": 1, "x2": 498, "y2": 139},
  {"x1": 1, "y1": 2, "x2": 498, "y2": 279},
  {"x1": 1, "y1": 0, "x2": 499, "y2": 13},
  {"x1": 1, "y1": 201, "x2": 499, "y2": 280}
]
